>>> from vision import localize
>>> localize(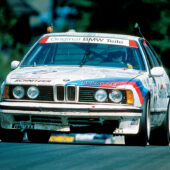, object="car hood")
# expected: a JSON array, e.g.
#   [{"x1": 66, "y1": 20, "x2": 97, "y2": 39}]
[{"x1": 7, "y1": 66, "x2": 144, "y2": 85}]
